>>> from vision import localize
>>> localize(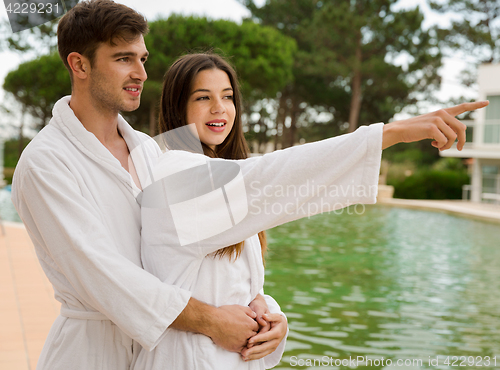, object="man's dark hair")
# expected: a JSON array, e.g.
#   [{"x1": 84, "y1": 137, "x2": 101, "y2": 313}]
[{"x1": 57, "y1": 0, "x2": 148, "y2": 78}]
